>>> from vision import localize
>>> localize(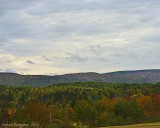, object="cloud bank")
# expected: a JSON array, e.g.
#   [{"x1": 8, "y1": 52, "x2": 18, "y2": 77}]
[{"x1": 0, "y1": 0, "x2": 160, "y2": 75}]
